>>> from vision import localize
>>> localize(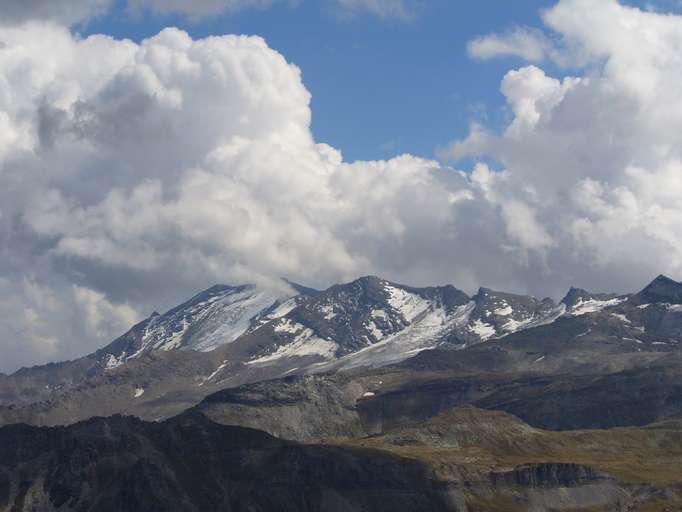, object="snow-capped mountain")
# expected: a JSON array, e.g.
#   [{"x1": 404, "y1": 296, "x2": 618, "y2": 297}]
[
  {"x1": 99, "y1": 282, "x2": 317, "y2": 369},
  {"x1": 242, "y1": 276, "x2": 473, "y2": 371},
  {"x1": 460, "y1": 288, "x2": 566, "y2": 343},
  {"x1": 96, "y1": 275, "x2": 614, "y2": 377},
  {"x1": 560, "y1": 287, "x2": 627, "y2": 316},
  {"x1": 235, "y1": 277, "x2": 571, "y2": 372},
  {"x1": 2, "y1": 274, "x2": 682, "y2": 428},
  {"x1": 85, "y1": 274, "x2": 682, "y2": 379}
]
